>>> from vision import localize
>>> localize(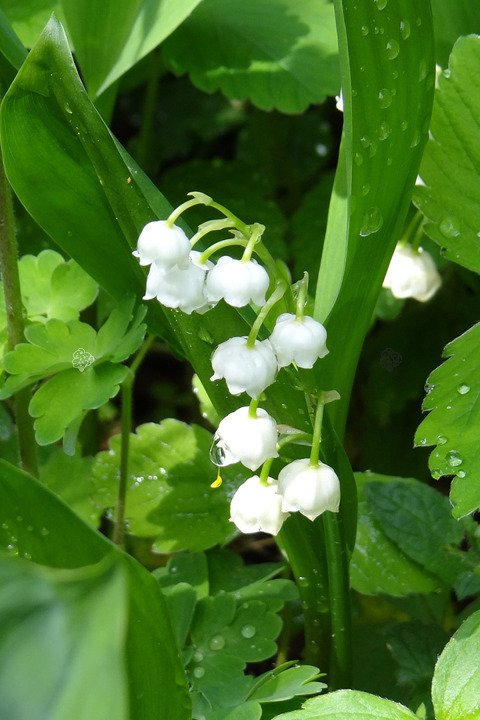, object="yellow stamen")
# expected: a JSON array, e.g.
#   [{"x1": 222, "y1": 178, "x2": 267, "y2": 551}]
[{"x1": 211, "y1": 471, "x2": 223, "y2": 488}]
